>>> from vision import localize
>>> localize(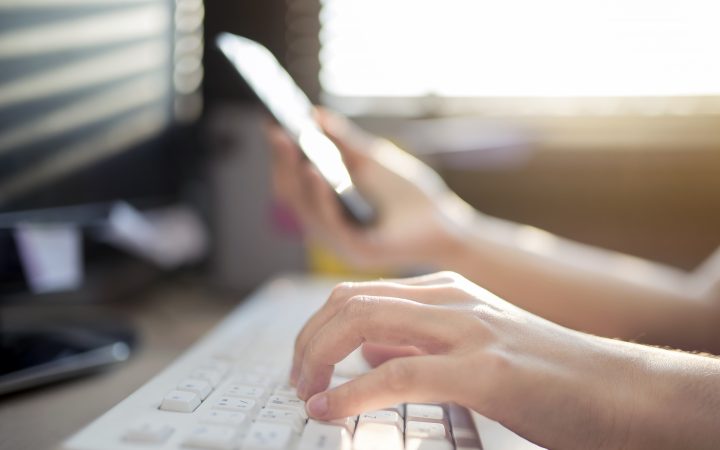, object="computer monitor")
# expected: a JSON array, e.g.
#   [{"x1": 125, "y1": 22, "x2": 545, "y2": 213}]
[
  {"x1": 0, "y1": 0, "x2": 204, "y2": 297},
  {"x1": 0, "y1": 0, "x2": 204, "y2": 394}
]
